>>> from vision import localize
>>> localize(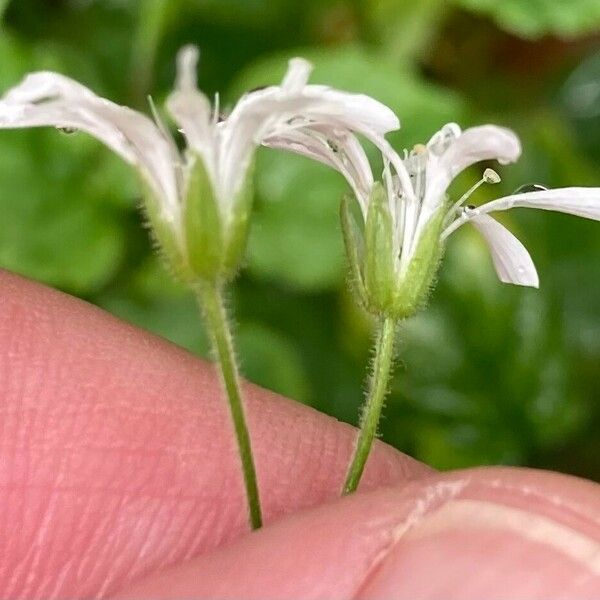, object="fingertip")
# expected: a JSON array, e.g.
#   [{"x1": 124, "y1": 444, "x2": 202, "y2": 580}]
[
  {"x1": 113, "y1": 467, "x2": 600, "y2": 600},
  {"x1": 0, "y1": 269, "x2": 428, "y2": 598}
]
